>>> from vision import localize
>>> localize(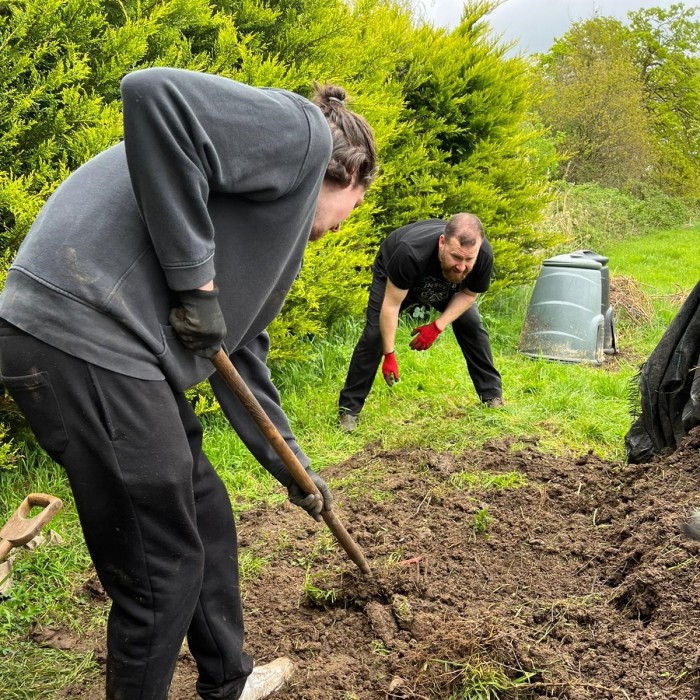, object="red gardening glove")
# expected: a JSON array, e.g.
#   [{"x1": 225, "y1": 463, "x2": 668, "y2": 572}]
[
  {"x1": 381, "y1": 352, "x2": 399, "y2": 387},
  {"x1": 410, "y1": 321, "x2": 442, "y2": 350}
]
